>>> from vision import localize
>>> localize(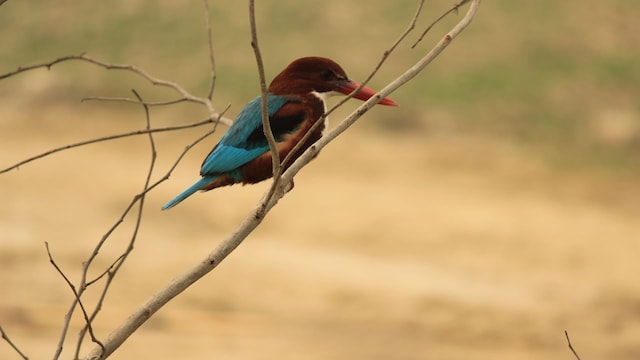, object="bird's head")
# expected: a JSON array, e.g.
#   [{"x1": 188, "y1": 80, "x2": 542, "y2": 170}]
[{"x1": 268, "y1": 57, "x2": 398, "y2": 106}]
